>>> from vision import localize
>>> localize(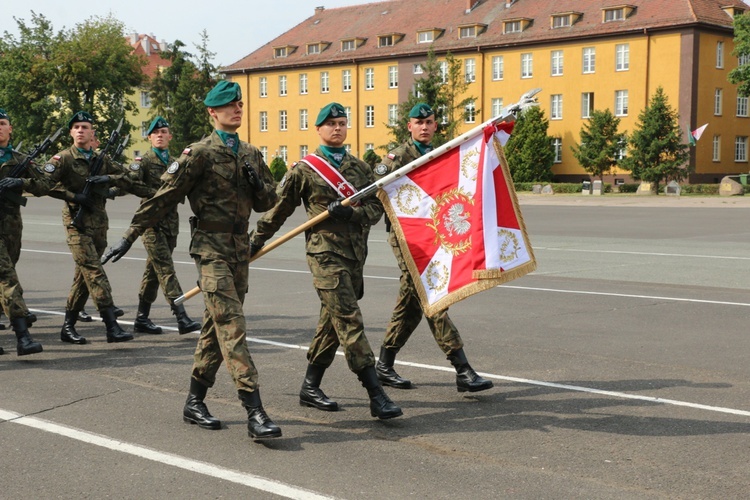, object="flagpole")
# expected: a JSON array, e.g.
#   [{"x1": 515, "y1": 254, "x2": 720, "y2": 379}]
[{"x1": 174, "y1": 88, "x2": 541, "y2": 305}]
